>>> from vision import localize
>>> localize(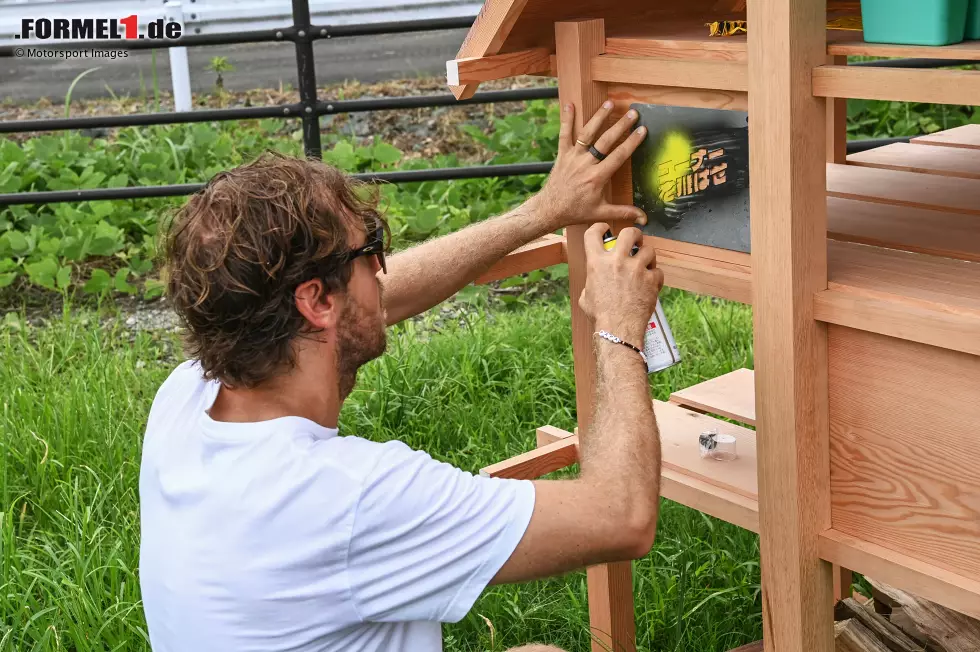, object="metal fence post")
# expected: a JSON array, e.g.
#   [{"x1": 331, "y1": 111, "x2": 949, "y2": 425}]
[
  {"x1": 291, "y1": 0, "x2": 322, "y2": 159},
  {"x1": 164, "y1": 1, "x2": 193, "y2": 112}
]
